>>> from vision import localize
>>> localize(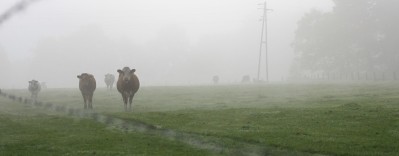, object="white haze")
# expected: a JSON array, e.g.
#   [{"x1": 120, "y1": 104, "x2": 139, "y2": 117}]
[{"x1": 0, "y1": 0, "x2": 333, "y2": 88}]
